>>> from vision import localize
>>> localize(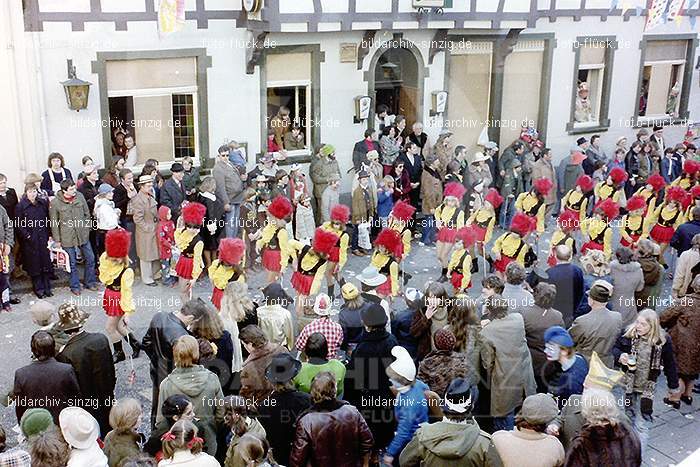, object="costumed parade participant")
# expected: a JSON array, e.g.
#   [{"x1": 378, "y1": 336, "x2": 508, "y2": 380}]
[
  {"x1": 580, "y1": 199, "x2": 619, "y2": 261},
  {"x1": 371, "y1": 228, "x2": 403, "y2": 299},
  {"x1": 490, "y1": 212, "x2": 537, "y2": 278},
  {"x1": 320, "y1": 204, "x2": 350, "y2": 298},
  {"x1": 174, "y1": 202, "x2": 206, "y2": 300},
  {"x1": 208, "y1": 238, "x2": 246, "y2": 310},
  {"x1": 685, "y1": 185, "x2": 700, "y2": 220},
  {"x1": 671, "y1": 160, "x2": 700, "y2": 191},
  {"x1": 634, "y1": 173, "x2": 666, "y2": 215},
  {"x1": 561, "y1": 175, "x2": 595, "y2": 228},
  {"x1": 646, "y1": 186, "x2": 689, "y2": 268},
  {"x1": 620, "y1": 195, "x2": 647, "y2": 248},
  {"x1": 256, "y1": 195, "x2": 294, "y2": 284},
  {"x1": 434, "y1": 182, "x2": 466, "y2": 282},
  {"x1": 388, "y1": 200, "x2": 416, "y2": 260},
  {"x1": 99, "y1": 228, "x2": 140, "y2": 363},
  {"x1": 290, "y1": 227, "x2": 338, "y2": 316},
  {"x1": 594, "y1": 167, "x2": 628, "y2": 205},
  {"x1": 447, "y1": 226, "x2": 477, "y2": 294},
  {"x1": 547, "y1": 210, "x2": 578, "y2": 267},
  {"x1": 515, "y1": 177, "x2": 553, "y2": 234},
  {"x1": 465, "y1": 188, "x2": 501, "y2": 272}
]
